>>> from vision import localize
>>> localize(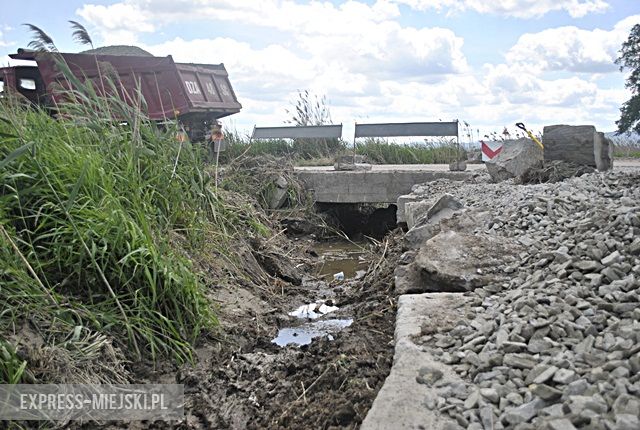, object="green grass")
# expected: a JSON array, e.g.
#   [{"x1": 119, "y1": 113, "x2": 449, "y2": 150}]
[
  {"x1": 0, "y1": 57, "x2": 267, "y2": 382},
  {"x1": 221, "y1": 130, "x2": 345, "y2": 161},
  {"x1": 355, "y1": 139, "x2": 464, "y2": 164}
]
